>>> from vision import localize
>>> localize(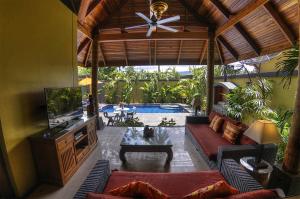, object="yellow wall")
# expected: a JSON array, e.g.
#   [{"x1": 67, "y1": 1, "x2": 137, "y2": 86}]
[{"x1": 0, "y1": 0, "x2": 77, "y2": 197}]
